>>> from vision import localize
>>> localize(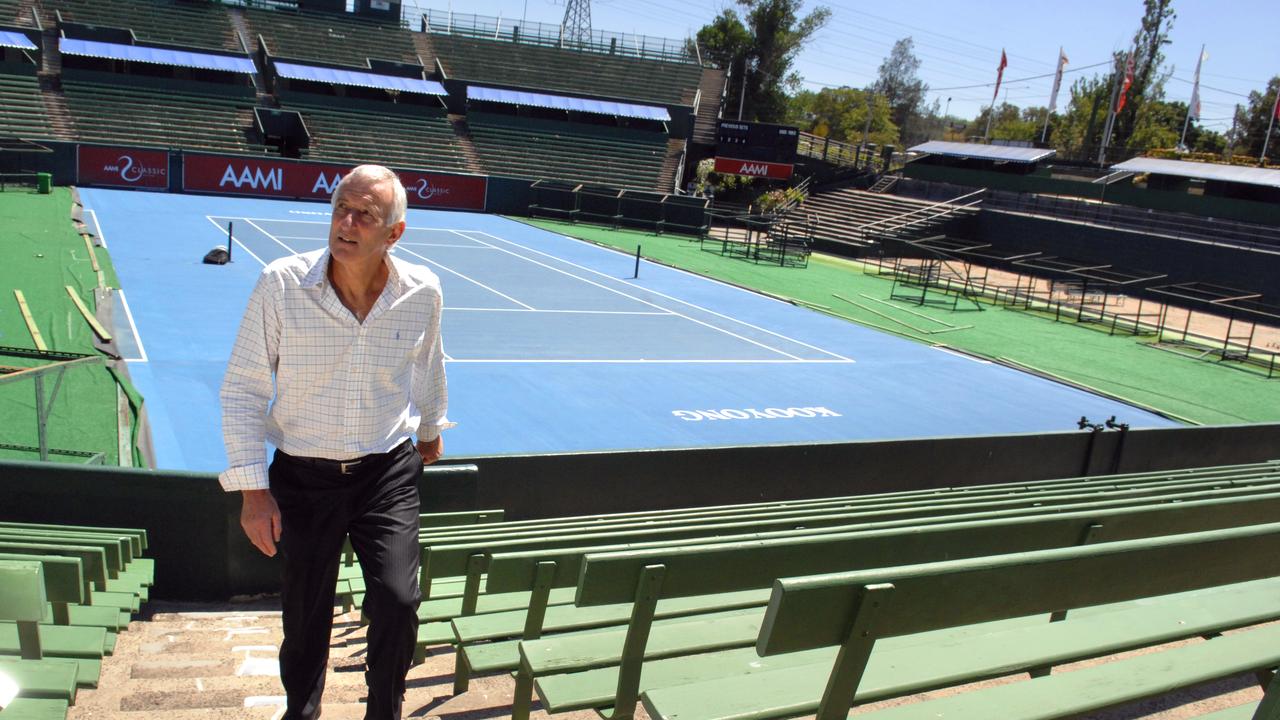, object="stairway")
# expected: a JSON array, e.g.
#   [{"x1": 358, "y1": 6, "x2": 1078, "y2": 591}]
[
  {"x1": 868, "y1": 174, "x2": 899, "y2": 193},
  {"x1": 658, "y1": 138, "x2": 686, "y2": 193},
  {"x1": 36, "y1": 28, "x2": 75, "y2": 140},
  {"x1": 690, "y1": 67, "x2": 726, "y2": 146},
  {"x1": 446, "y1": 114, "x2": 486, "y2": 175}
]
